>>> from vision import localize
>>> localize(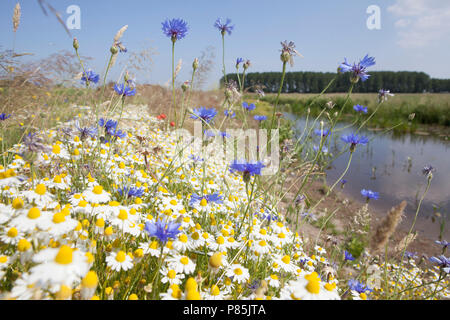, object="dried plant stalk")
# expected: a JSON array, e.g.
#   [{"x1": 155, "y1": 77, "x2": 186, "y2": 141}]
[
  {"x1": 13, "y1": 3, "x2": 21, "y2": 32},
  {"x1": 370, "y1": 200, "x2": 407, "y2": 254}
]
